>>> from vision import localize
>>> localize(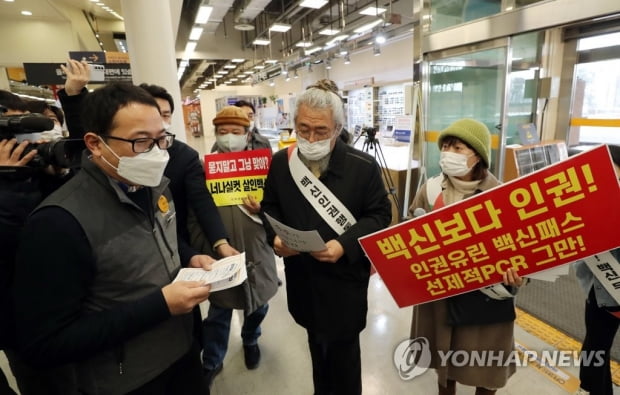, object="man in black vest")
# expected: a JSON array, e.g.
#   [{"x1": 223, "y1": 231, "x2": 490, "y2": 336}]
[{"x1": 13, "y1": 83, "x2": 213, "y2": 394}]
